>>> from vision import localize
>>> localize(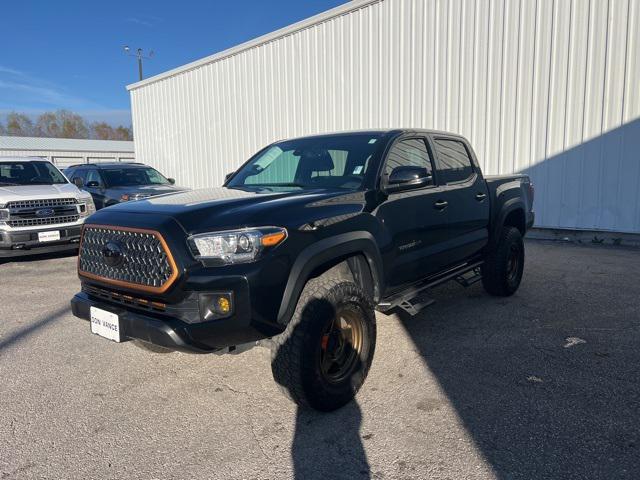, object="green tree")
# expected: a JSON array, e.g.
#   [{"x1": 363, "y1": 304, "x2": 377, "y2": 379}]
[{"x1": 5, "y1": 112, "x2": 35, "y2": 136}]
